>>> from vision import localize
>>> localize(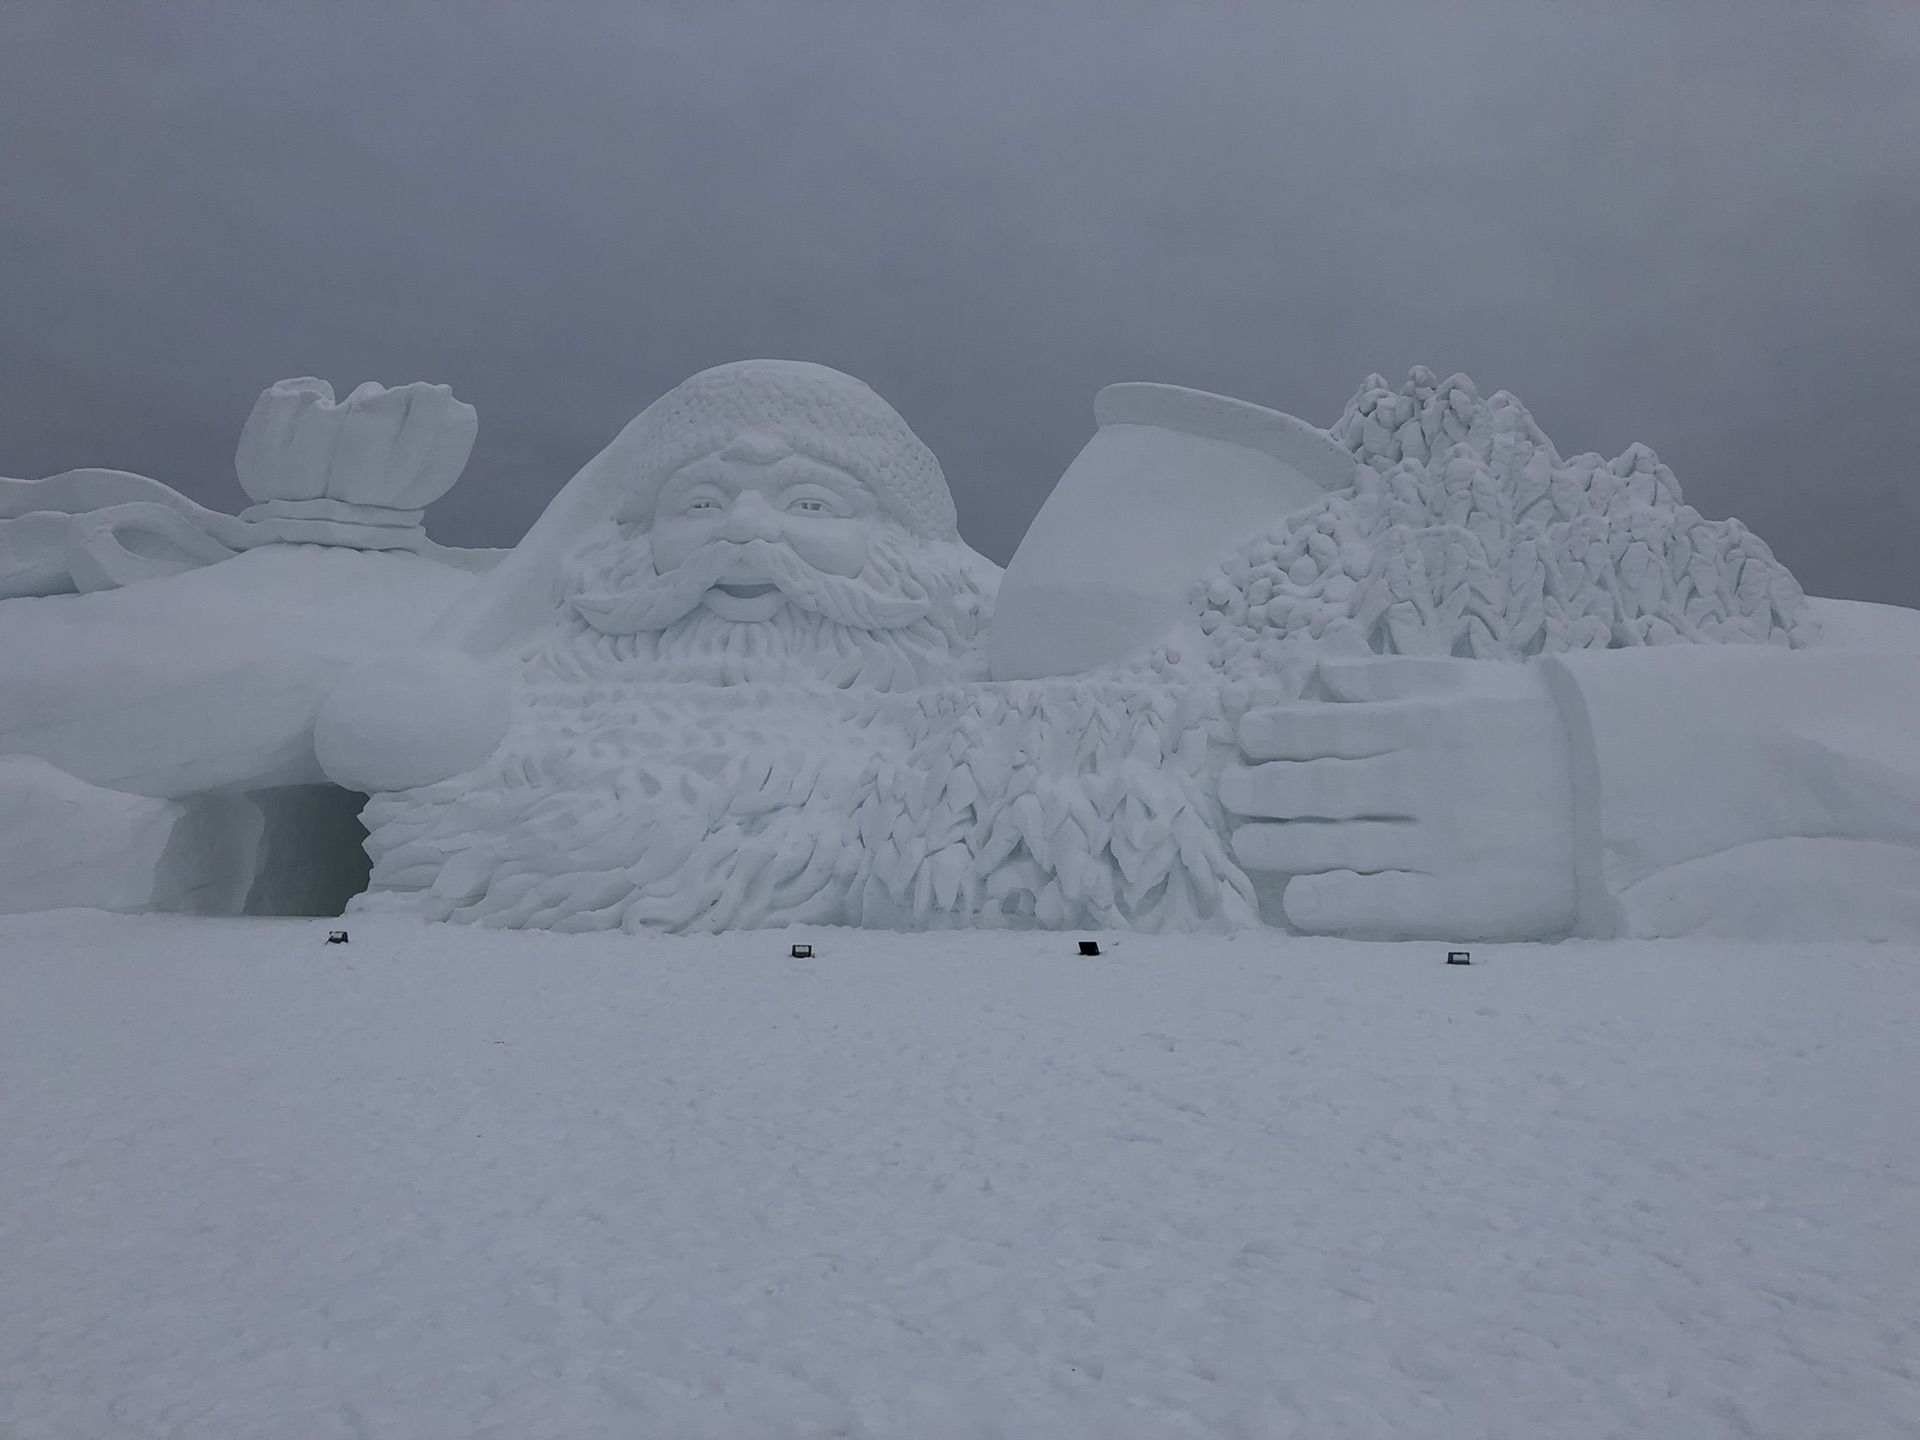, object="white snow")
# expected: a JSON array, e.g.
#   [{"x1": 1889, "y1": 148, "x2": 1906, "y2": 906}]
[
  {"x1": 991, "y1": 383, "x2": 1354, "y2": 682},
  {"x1": 314, "y1": 648, "x2": 514, "y2": 795},
  {"x1": 300, "y1": 358, "x2": 1918, "y2": 943},
  {"x1": 4, "y1": 911, "x2": 1916, "y2": 1438},
  {"x1": 4, "y1": 360, "x2": 1916, "y2": 946},
  {"x1": 413, "y1": 360, "x2": 976, "y2": 668},
  {"x1": 1545, "y1": 642, "x2": 1920, "y2": 939},
  {"x1": 3, "y1": 378, "x2": 495, "y2": 602},
  {"x1": 0, "y1": 757, "x2": 255, "y2": 914},
  {"x1": 235, "y1": 377, "x2": 476, "y2": 526},
  {"x1": 0, "y1": 545, "x2": 477, "y2": 799},
  {"x1": 3, "y1": 469, "x2": 253, "y2": 599},
  {"x1": 1804, "y1": 595, "x2": 1920, "y2": 655},
  {"x1": 1224, "y1": 656, "x2": 1579, "y2": 941},
  {"x1": 1616, "y1": 837, "x2": 1920, "y2": 942},
  {"x1": 1195, "y1": 368, "x2": 1812, "y2": 671},
  {"x1": 0, "y1": 545, "x2": 481, "y2": 918}
]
